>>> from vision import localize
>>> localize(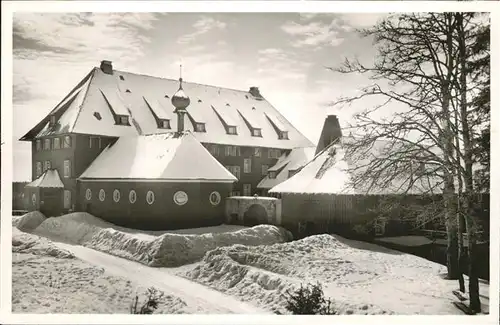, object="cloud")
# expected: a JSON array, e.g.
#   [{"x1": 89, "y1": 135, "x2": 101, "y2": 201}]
[
  {"x1": 280, "y1": 20, "x2": 345, "y2": 49},
  {"x1": 177, "y1": 16, "x2": 226, "y2": 44},
  {"x1": 13, "y1": 12, "x2": 161, "y2": 135},
  {"x1": 339, "y1": 13, "x2": 388, "y2": 29}
]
